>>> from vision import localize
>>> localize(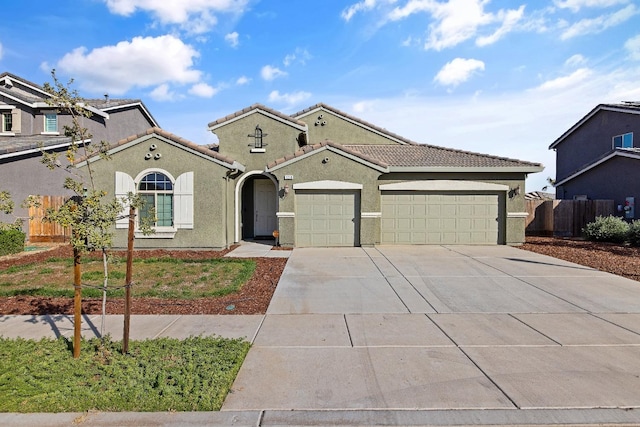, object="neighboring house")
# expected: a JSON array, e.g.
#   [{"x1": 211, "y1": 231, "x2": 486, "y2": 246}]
[
  {"x1": 0, "y1": 72, "x2": 158, "y2": 234},
  {"x1": 80, "y1": 103, "x2": 543, "y2": 249},
  {"x1": 550, "y1": 102, "x2": 640, "y2": 219}
]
